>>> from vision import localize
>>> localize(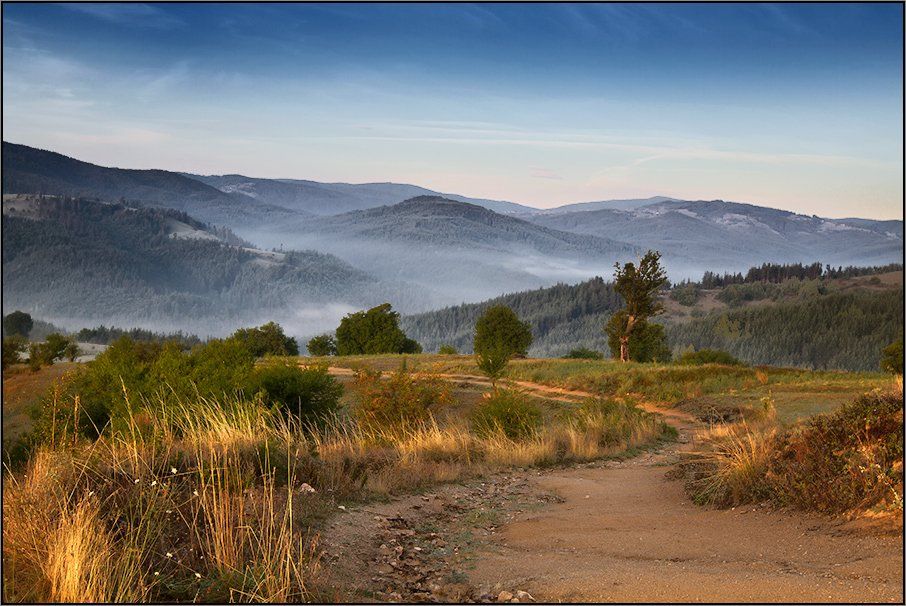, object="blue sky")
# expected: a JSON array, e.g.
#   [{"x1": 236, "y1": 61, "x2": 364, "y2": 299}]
[{"x1": 3, "y1": 3, "x2": 903, "y2": 218}]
